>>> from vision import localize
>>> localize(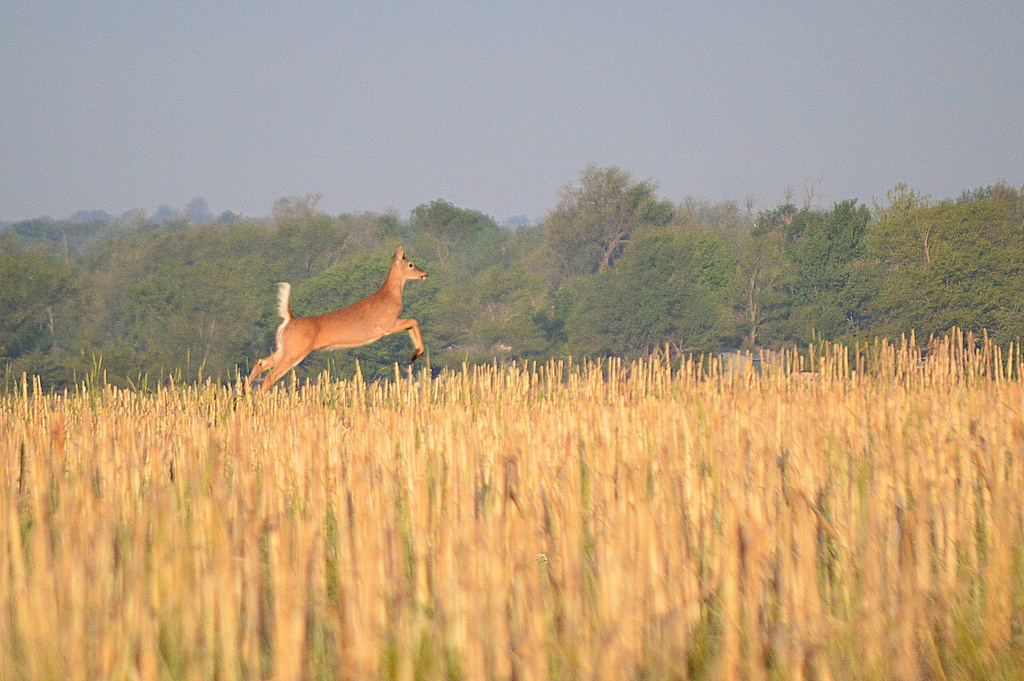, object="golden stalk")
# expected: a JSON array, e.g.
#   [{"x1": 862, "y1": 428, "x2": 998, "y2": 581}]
[{"x1": 0, "y1": 333, "x2": 1022, "y2": 680}]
